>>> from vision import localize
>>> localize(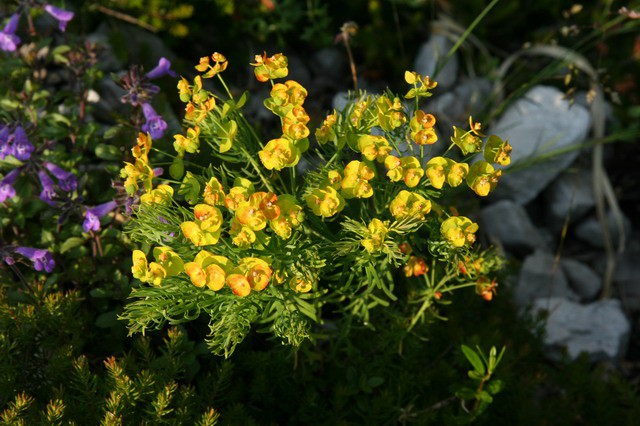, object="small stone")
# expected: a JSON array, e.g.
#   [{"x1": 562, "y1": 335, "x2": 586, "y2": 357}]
[
  {"x1": 480, "y1": 200, "x2": 546, "y2": 255},
  {"x1": 413, "y1": 34, "x2": 458, "y2": 90},
  {"x1": 311, "y1": 48, "x2": 347, "y2": 81},
  {"x1": 515, "y1": 250, "x2": 578, "y2": 306},
  {"x1": 560, "y1": 258, "x2": 602, "y2": 300},
  {"x1": 573, "y1": 210, "x2": 632, "y2": 249},
  {"x1": 490, "y1": 85, "x2": 591, "y2": 205},
  {"x1": 543, "y1": 169, "x2": 595, "y2": 232},
  {"x1": 532, "y1": 297, "x2": 630, "y2": 362}
]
